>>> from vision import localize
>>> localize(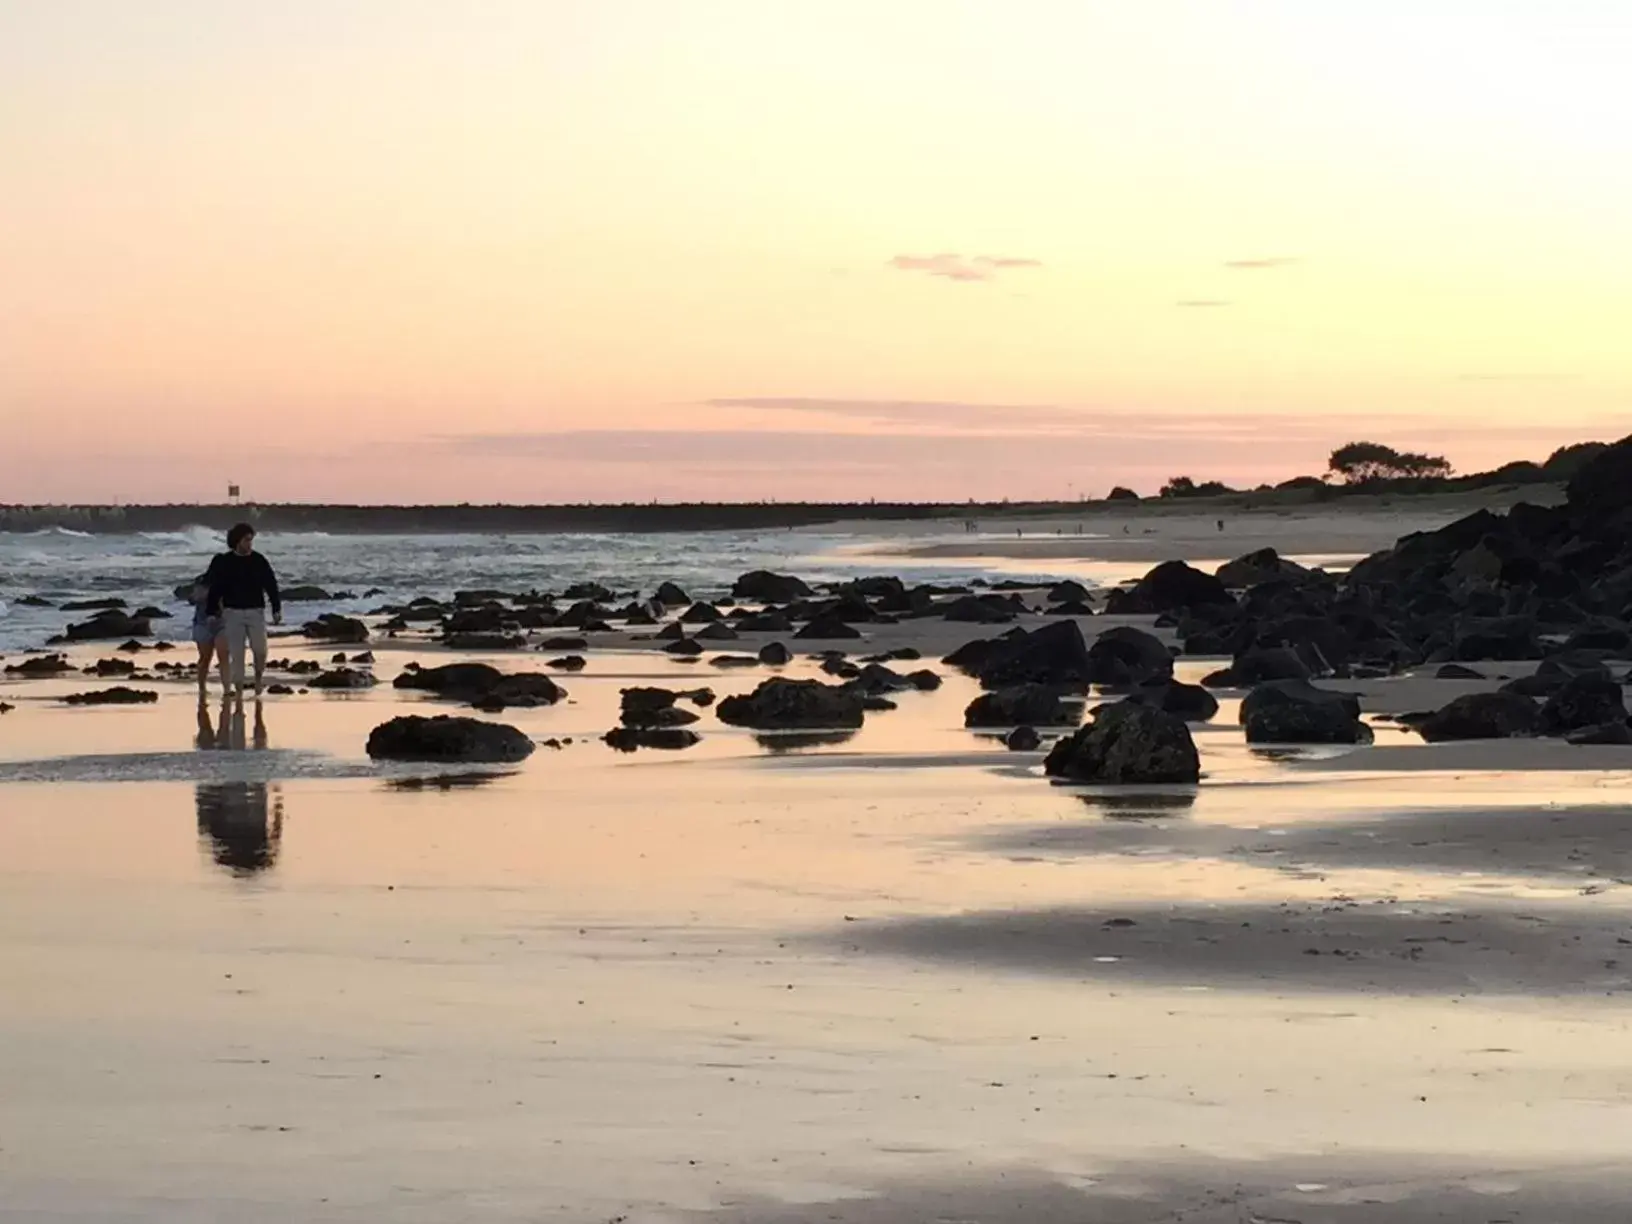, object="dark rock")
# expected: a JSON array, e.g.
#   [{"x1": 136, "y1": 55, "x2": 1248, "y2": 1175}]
[
  {"x1": 1084, "y1": 626, "x2": 1174, "y2": 689},
  {"x1": 978, "y1": 621, "x2": 1094, "y2": 690},
  {"x1": 394, "y1": 663, "x2": 564, "y2": 708},
  {"x1": 134, "y1": 605, "x2": 169, "y2": 620},
  {"x1": 60, "y1": 597, "x2": 127, "y2": 612},
  {"x1": 733, "y1": 571, "x2": 813, "y2": 603},
  {"x1": 1215, "y1": 548, "x2": 1309, "y2": 589},
  {"x1": 88, "y1": 657, "x2": 137, "y2": 678},
  {"x1": 547, "y1": 655, "x2": 587, "y2": 671},
  {"x1": 1045, "y1": 600, "x2": 1095, "y2": 617},
  {"x1": 1567, "y1": 721, "x2": 1632, "y2": 746},
  {"x1": 709, "y1": 654, "x2": 761, "y2": 668},
  {"x1": 1417, "y1": 692, "x2": 1539, "y2": 742},
  {"x1": 603, "y1": 726, "x2": 701, "y2": 751},
  {"x1": 309, "y1": 667, "x2": 378, "y2": 690},
  {"x1": 1116, "y1": 560, "x2": 1234, "y2": 613},
  {"x1": 1238, "y1": 681, "x2": 1361, "y2": 735},
  {"x1": 366, "y1": 715, "x2": 535, "y2": 762},
  {"x1": 562, "y1": 582, "x2": 614, "y2": 602},
  {"x1": 1005, "y1": 726, "x2": 1042, "y2": 751},
  {"x1": 680, "y1": 601, "x2": 724, "y2": 624},
  {"x1": 794, "y1": 616, "x2": 863, "y2": 640},
  {"x1": 965, "y1": 685, "x2": 1079, "y2": 728},
  {"x1": 266, "y1": 684, "x2": 295, "y2": 695},
  {"x1": 1240, "y1": 698, "x2": 1370, "y2": 747},
  {"x1": 1452, "y1": 616, "x2": 1540, "y2": 661},
  {"x1": 664, "y1": 638, "x2": 705, "y2": 656},
  {"x1": 304, "y1": 614, "x2": 369, "y2": 644},
  {"x1": 1047, "y1": 580, "x2": 1091, "y2": 604},
  {"x1": 1230, "y1": 645, "x2": 1312, "y2": 685},
  {"x1": 905, "y1": 669, "x2": 941, "y2": 691},
  {"x1": 715, "y1": 678, "x2": 866, "y2": 729},
  {"x1": 17, "y1": 595, "x2": 53, "y2": 608},
  {"x1": 1538, "y1": 675, "x2": 1627, "y2": 736},
  {"x1": 1565, "y1": 621, "x2": 1632, "y2": 653},
  {"x1": 444, "y1": 633, "x2": 527, "y2": 651},
  {"x1": 59, "y1": 611, "x2": 152, "y2": 642},
  {"x1": 62, "y1": 687, "x2": 158, "y2": 706},
  {"x1": 1042, "y1": 701, "x2": 1201, "y2": 784},
  {"x1": 1565, "y1": 432, "x2": 1632, "y2": 514},
  {"x1": 735, "y1": 610, "x2": 795, "y2": 632},
  {"x1": 757, "y1": 642, "x2": 792, "y2": 665},
  {"x1": 1126, "y1": 678, "x2": 1219, "y2": 722},
  {"x1": 1500, "y1": 674, "x2": 1566, "y2": 699},
  {"x1": 1435, "y1": 663, "x2": 1485, "y2": 680},
  {"x1": 281, "y1": 585, "x2": 332, "y2": 602},
  {"x1": 654, "y1": 582, "x2": 691, "y2": 607},
  {"x1": 694, "y1": 621, "x2": 740, "y2": 642},
  {"x1": 941, "y1": 594, "x2": 1020, "y2": 624},
  {"x1": 539, "y1": 636, "x2": 589, "y2": 652}
]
